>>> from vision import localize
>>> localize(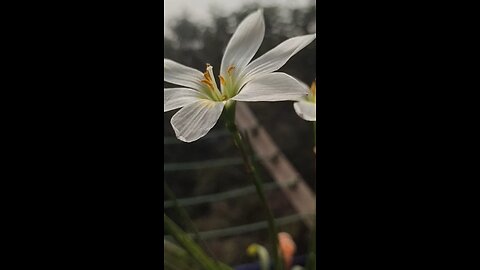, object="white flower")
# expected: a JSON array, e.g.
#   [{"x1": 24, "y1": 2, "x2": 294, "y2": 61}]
[
  {"x1": 293, "y1": 80, "x2": 316, "y2": 121},
  {"x1": 164, "y1": 9, "x2": 316, "y2": 142}
]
